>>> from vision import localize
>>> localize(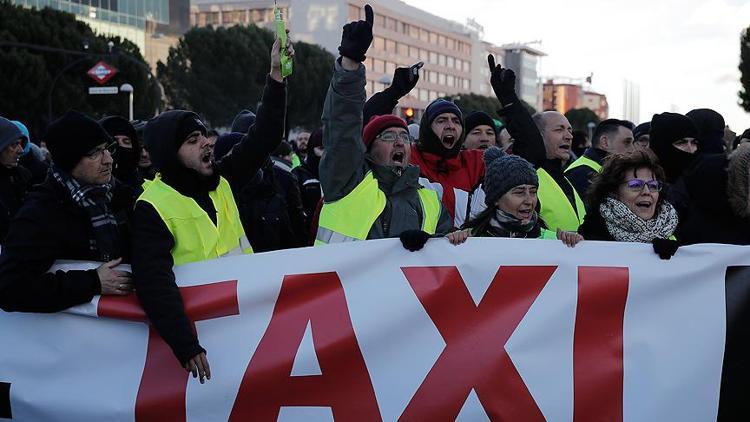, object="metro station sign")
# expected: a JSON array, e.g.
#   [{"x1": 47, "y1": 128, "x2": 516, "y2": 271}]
[{"x1": 87, "y1": 61, "x2": 118, "y2": 85}]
